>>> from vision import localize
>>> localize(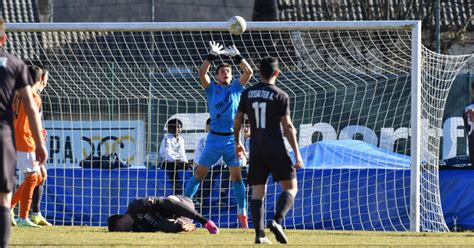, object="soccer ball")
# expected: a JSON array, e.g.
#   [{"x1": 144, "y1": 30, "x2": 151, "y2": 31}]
[{"x1": 227, "y1": 16, "x2": 246, "y2": 35}]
